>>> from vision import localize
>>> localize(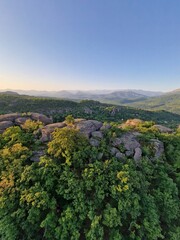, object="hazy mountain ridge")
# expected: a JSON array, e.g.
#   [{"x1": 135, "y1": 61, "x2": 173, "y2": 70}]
[
  {"x1": 0, "y1": 89, "x2": 163, "y2": 99},
  {"x1": 0, "y1": 91, "x2": 19, "y2": 96},
  {"x1": 126, "y1": 90, "x2": 180, "y2": 114},
  {"x1": 1, "y1": 88, "x2": 179, "y2": 114}
]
